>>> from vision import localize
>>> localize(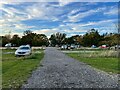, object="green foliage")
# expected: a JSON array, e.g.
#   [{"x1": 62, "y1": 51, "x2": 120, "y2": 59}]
[
  {"x1": 64, "y1": 35, "x2": 79, "y2": 45},
  {"x1": 1, "y1": 29, "x2": 120, "y2": 47},
  {"x1": 2, "y1": 30, "x2": 49, "y2": 47},
  {"x1": 82, "y1": 29, "x2": 101, "y2": 46},
  {"x1": 11, "y1": 34, "x2": 21, "y2": 46},
  {"x1": 32, "y1": 34, "x2": 49, "y2": 46},
  {"x1": 0, "y1": 36, "x2": 2, "y2": 47},
  {"x1": 64, "y1": 29, "x2": 120, "y2": 47},
  {"x1": 2, "y1": 36, "x2": 10, "y2": 47},
  {"x1": 49, "y1": 32, "x2": 66, "y2": 46},
  {"x1": 21, "y1": 30, "x2": 49, "y2": 46},
  {"x1": 21, "y1": 32, "x2": 36, "y2": 46},
  {"x1": 23, "y1": 30, "x2": 32, "y2": 36}
]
